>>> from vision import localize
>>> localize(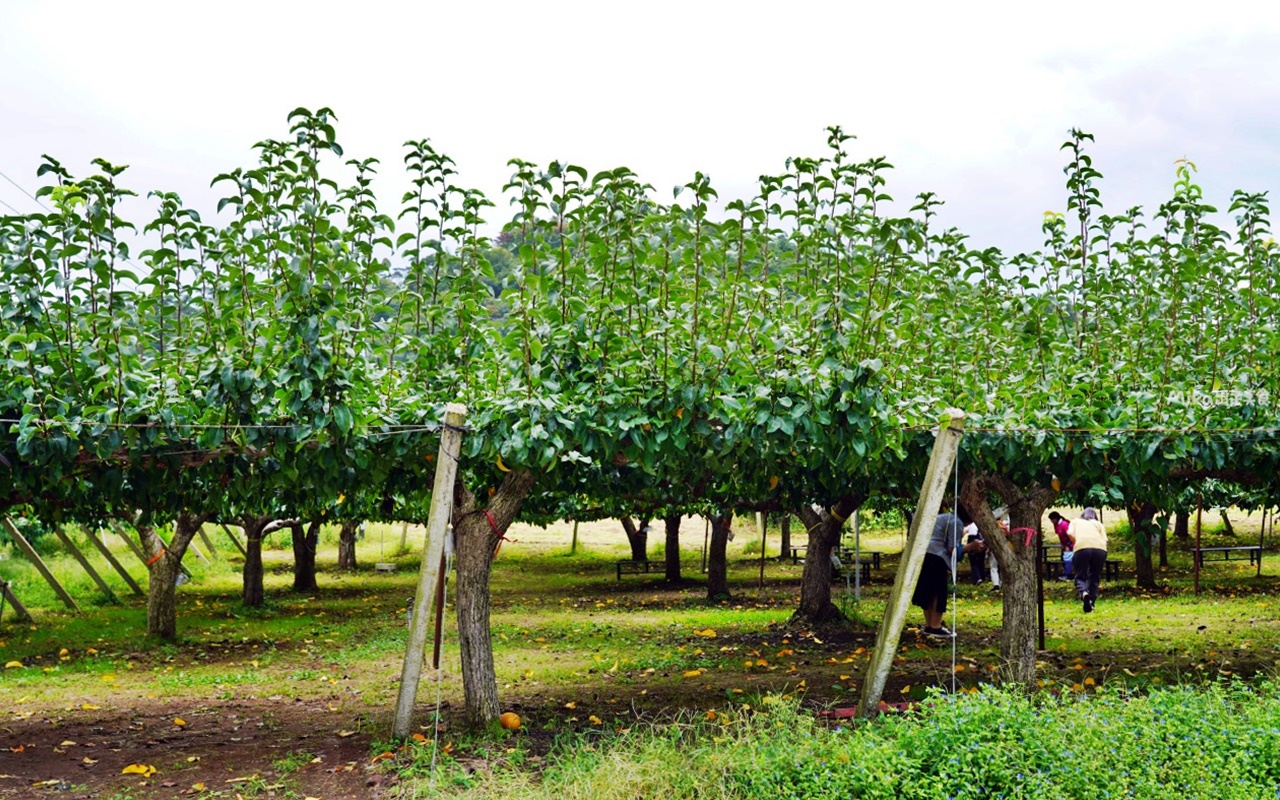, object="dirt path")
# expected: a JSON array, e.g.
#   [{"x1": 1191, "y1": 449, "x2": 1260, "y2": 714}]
[{"x1": 1, "y1": 697, "x2": 389, "y2": 799}]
